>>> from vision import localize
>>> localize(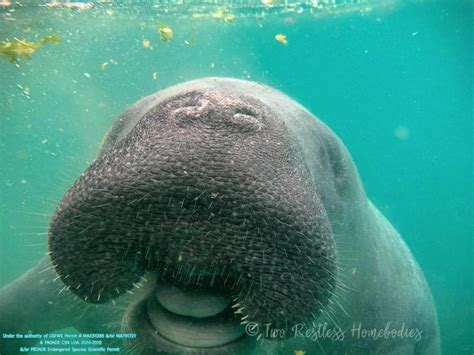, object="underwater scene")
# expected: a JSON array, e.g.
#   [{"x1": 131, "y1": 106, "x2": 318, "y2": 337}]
[{"x1": 0, "y1": 0, "x2": 472, "y2": 354}]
